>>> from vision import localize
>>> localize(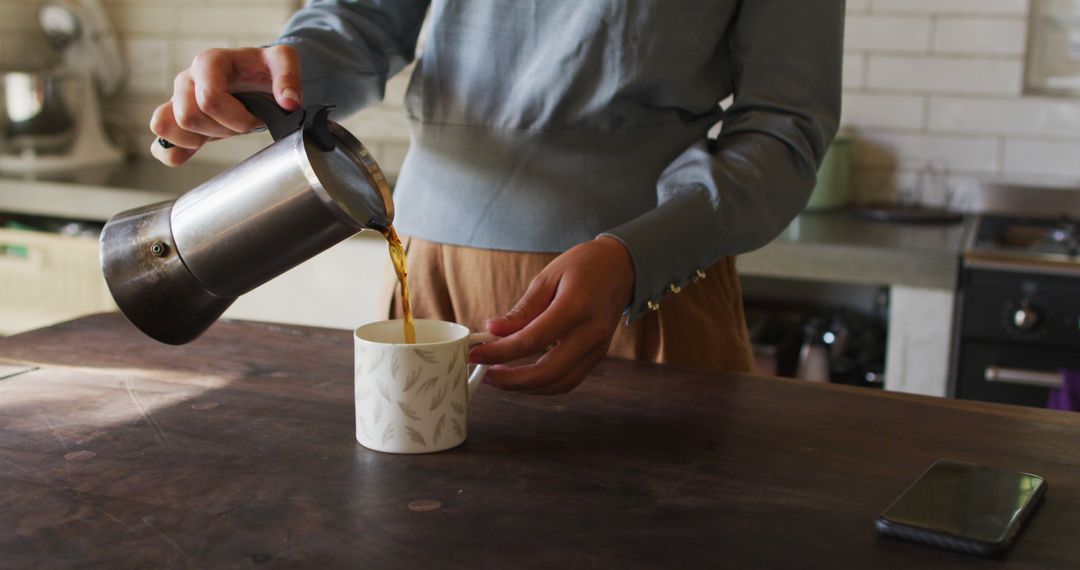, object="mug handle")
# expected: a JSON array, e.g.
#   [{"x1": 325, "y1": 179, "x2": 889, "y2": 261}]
[{"x1": 466, "y1": 332, "x2": 498, "y2": 403}]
